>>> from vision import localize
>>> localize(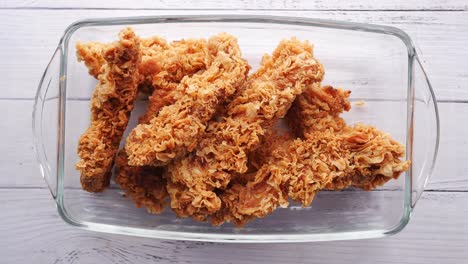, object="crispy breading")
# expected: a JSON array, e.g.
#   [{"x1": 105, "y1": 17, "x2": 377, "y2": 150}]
[
  {"x1": 125, "y1": 33, "x2": 250, "y2": 167},
  {"x1": 290, "y1": 86, "x2": 408, "y2": 190},
  {"x1": 287, "y1": 84, "x2": 351, "y2": 138},
  {"x1": 323, "y1": 126, "x2": 411, "y2": 191},
  {"x1": 165, "y1": 38, "x2": 325, "y2": 220},
  {"x1": 115, "y1": 33, "x2": 243, "y2": 213},
  {"x1": 76, "y1": 42, "x2": 107, "y2": 78},
  {"x1": 76, "y1": 36, "x2": 213, "y2": 100},
  {"x1": 76, "y1": 28, "x2": 141, "y2": 192},
  {"x1": 78, "y1": 37, "x2": 212, "y2": 124},
  {"x1": 76, "y1": 35, "x2": 169, "y2": 79},
  {"x1": 114, "y1": 38, "x2": 213, "y2": 211},
  {"x1": 138, "y1": 38, "x2": 213, "y2": 124},
  {"x1": 246, "y1": 128, "x2": 292, "y2": 173},
  {"x1": 114, "y1": 150, "x2": 168, "y2": 213},
  {"x1": 229, "y1": 129, "x2": 293, "y2": 187},
  {"x1": 212, "y1": 85, "x2": 410, "y2": 226}
]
